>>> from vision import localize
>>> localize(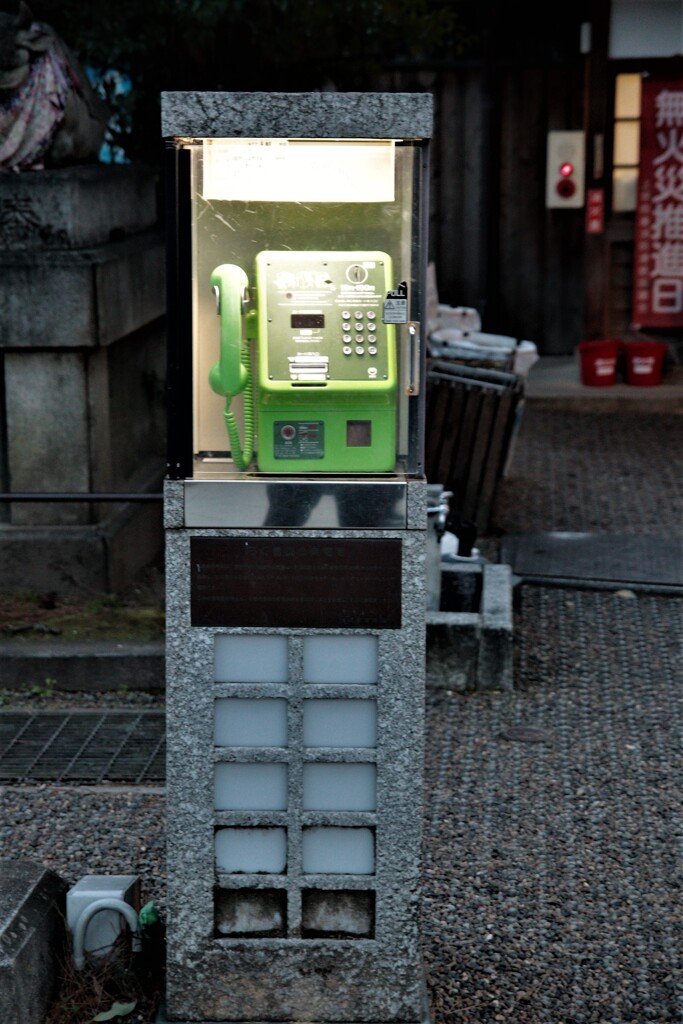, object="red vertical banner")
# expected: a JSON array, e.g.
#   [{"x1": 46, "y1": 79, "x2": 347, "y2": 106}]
[{"x1": 633, "y1": 76, "x2": 683, "y2": 328}]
